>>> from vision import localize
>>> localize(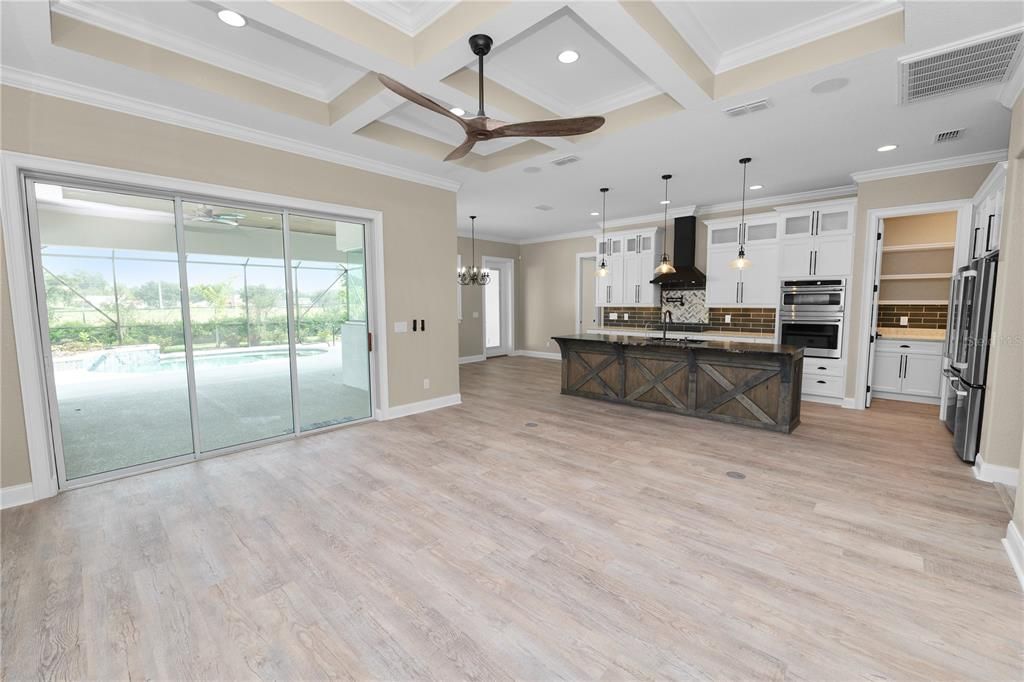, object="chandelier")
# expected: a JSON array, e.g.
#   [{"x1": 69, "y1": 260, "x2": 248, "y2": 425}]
[{"x1": 457, "y1": 215, "x2": 490, "y2": 286}]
